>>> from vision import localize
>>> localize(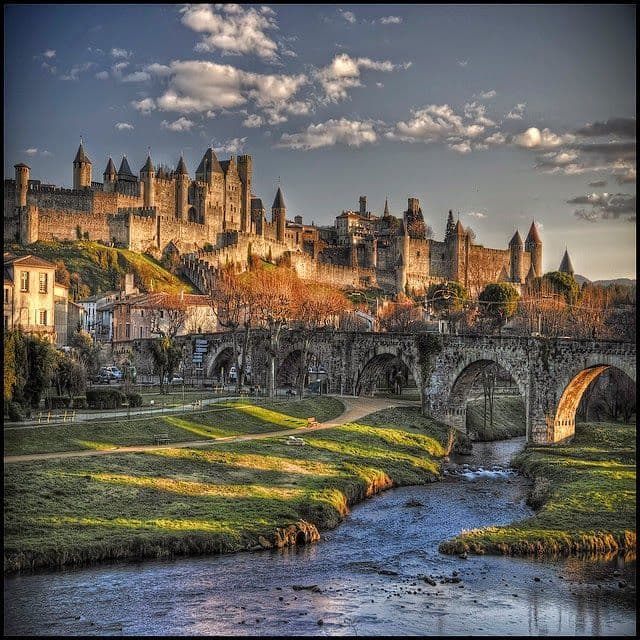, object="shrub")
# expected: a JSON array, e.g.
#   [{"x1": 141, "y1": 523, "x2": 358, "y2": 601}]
[
  {"x1": 86, "y1": 388, "x2": 126, "y2": 409},
  {"x1": 126, "y1": 392, "x2": 143, "y2": 408},
  {"x1": 72, "y1": 396, "x2": 88, "y2": 409},
  {"x1": 6, "y1": 401, "x2": 24, "y2": 422},
  {"x1": 45, "y1": 396, "x2": 72, "y2": 409}
]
